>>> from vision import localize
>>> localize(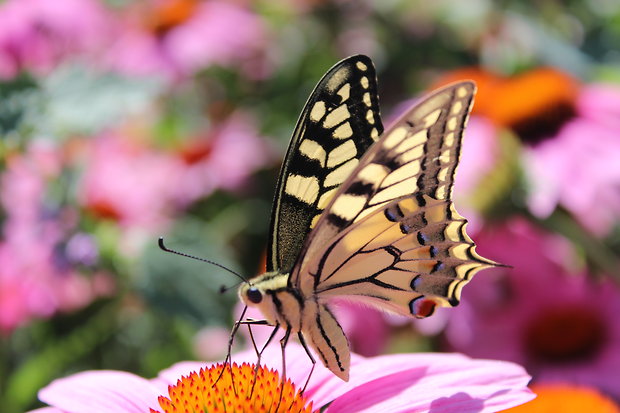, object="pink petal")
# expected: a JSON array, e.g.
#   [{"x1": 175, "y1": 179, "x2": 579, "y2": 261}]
[
  {"x1": 38, "y1": 370, "x2": 161, "y2": 413},
  {"x1": 154, "y1": 361, "x2": 210, "y2": 390},
  {"x1": 325, "y1": 354, "x2": 534, "y2": 412}
]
